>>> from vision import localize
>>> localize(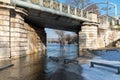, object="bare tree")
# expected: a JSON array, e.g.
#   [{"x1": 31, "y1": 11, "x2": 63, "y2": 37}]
[
  {"x1": 65, "y1": 34, "x2": 71, "y2": 44},
  {"x1": 55, "y1": 30, "x2": 65, "y2": 47},
  {"x1": 71, "y1": 34, "x2": 78, "y2": 44},
  {"x1": 65, "y1": 33, "x2": 78, "y2": 44},
  {"x1": 66, "y1": 0, "x2": 100, "y2": 15},
  {"x1": 66, "y1": 0, "x2": 90, "y2": 9},
  {"x1": 85, "y1": 4, "x2": 100, "y2": 15}
]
